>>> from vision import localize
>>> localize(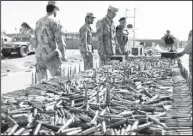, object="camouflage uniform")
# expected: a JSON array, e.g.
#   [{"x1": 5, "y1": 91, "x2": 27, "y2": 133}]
[
  {"x1": 32, "y1": 15, "x2": 65, "y2": 81},
  {"x1": 96, "y1": 16, "x2": 121, "y2": 66},
  {"x1": 79, "y1": 23, "x2": 93, "y2": 70},
  {"x1": 60, "y1": 26, "x2": 67, "y2": 61},
  {"x1": 183, "y1": 36, "x2": 192, "y2": 92},
  {"x1": 116, "y1": 25, "x2": 129, "y2": 57}
]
